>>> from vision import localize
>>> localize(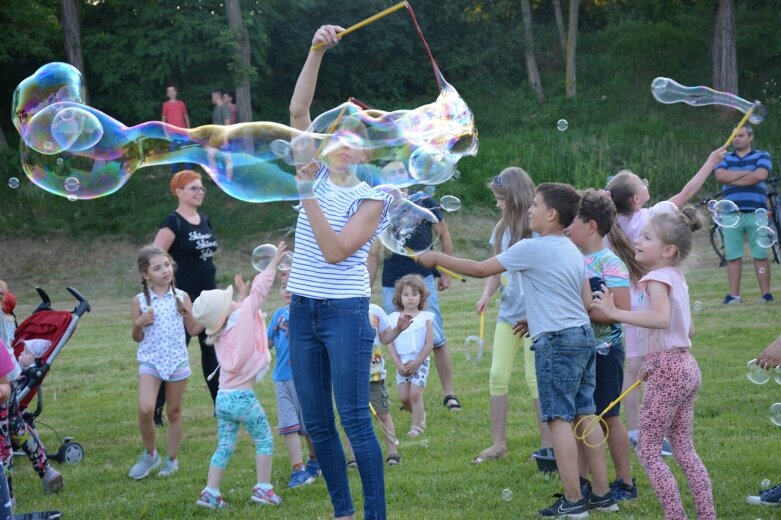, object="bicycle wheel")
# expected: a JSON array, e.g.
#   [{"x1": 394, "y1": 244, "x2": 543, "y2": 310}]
[
  {"x1": 768, "y1": 193, "x2": 781, "y2": 264},
  {"x1": 709, "y1": 224, "x2": 727, "y2": 267}
]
